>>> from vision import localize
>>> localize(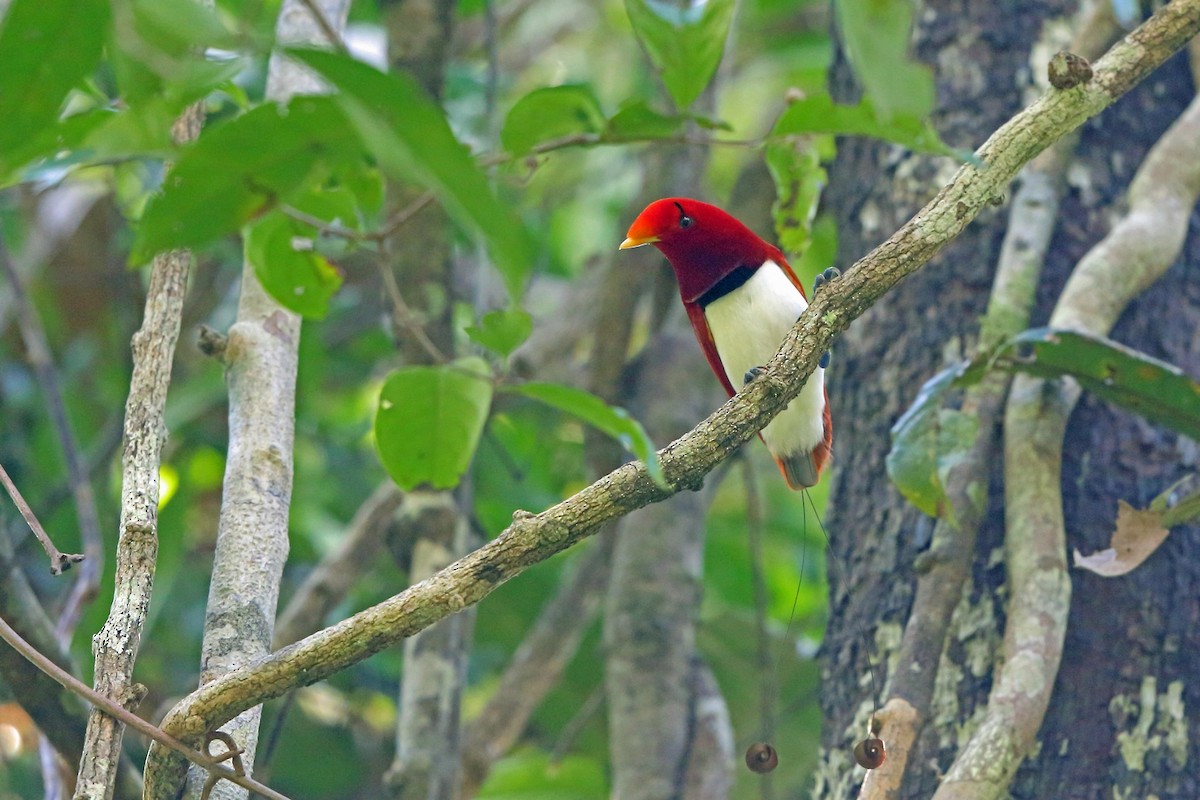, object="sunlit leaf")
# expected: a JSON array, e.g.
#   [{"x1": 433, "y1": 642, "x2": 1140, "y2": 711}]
[
  {"x1": 833, "y1": 0, "x2": 935, "y2": 121},
  {"x1": 245, "y1": 211, "x2": 343, "y2": 319},
  {"x1": 375, "y1": 357, "x2": 494, "y2": 490},
  {"x1": 466, "y1": 308, "x2": 533, "y2": 358},
  {"x1": 624, "y1": 0, "x2": 735, "y2": 110},
  {"x1": 0, "y1": 0, "x2": 109, "y2": 178},
  {"x1": 289, "y1": 48, "x2": 534, "y2": 300},
  {"x1": 129, "y1": 96, "x2": 359, "y2": 263},
  {"x1": 509, "y1": 382, "x2": 666, "y2": 487},
  {"x1": 501, "y1": 85, "x2": 606, "y2": 155}
]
